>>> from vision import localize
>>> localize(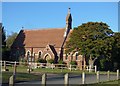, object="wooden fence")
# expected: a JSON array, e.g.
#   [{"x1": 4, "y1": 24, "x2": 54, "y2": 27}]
[{"x1": 1, "y1": 60, "x2": 97, "y2": 72}]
